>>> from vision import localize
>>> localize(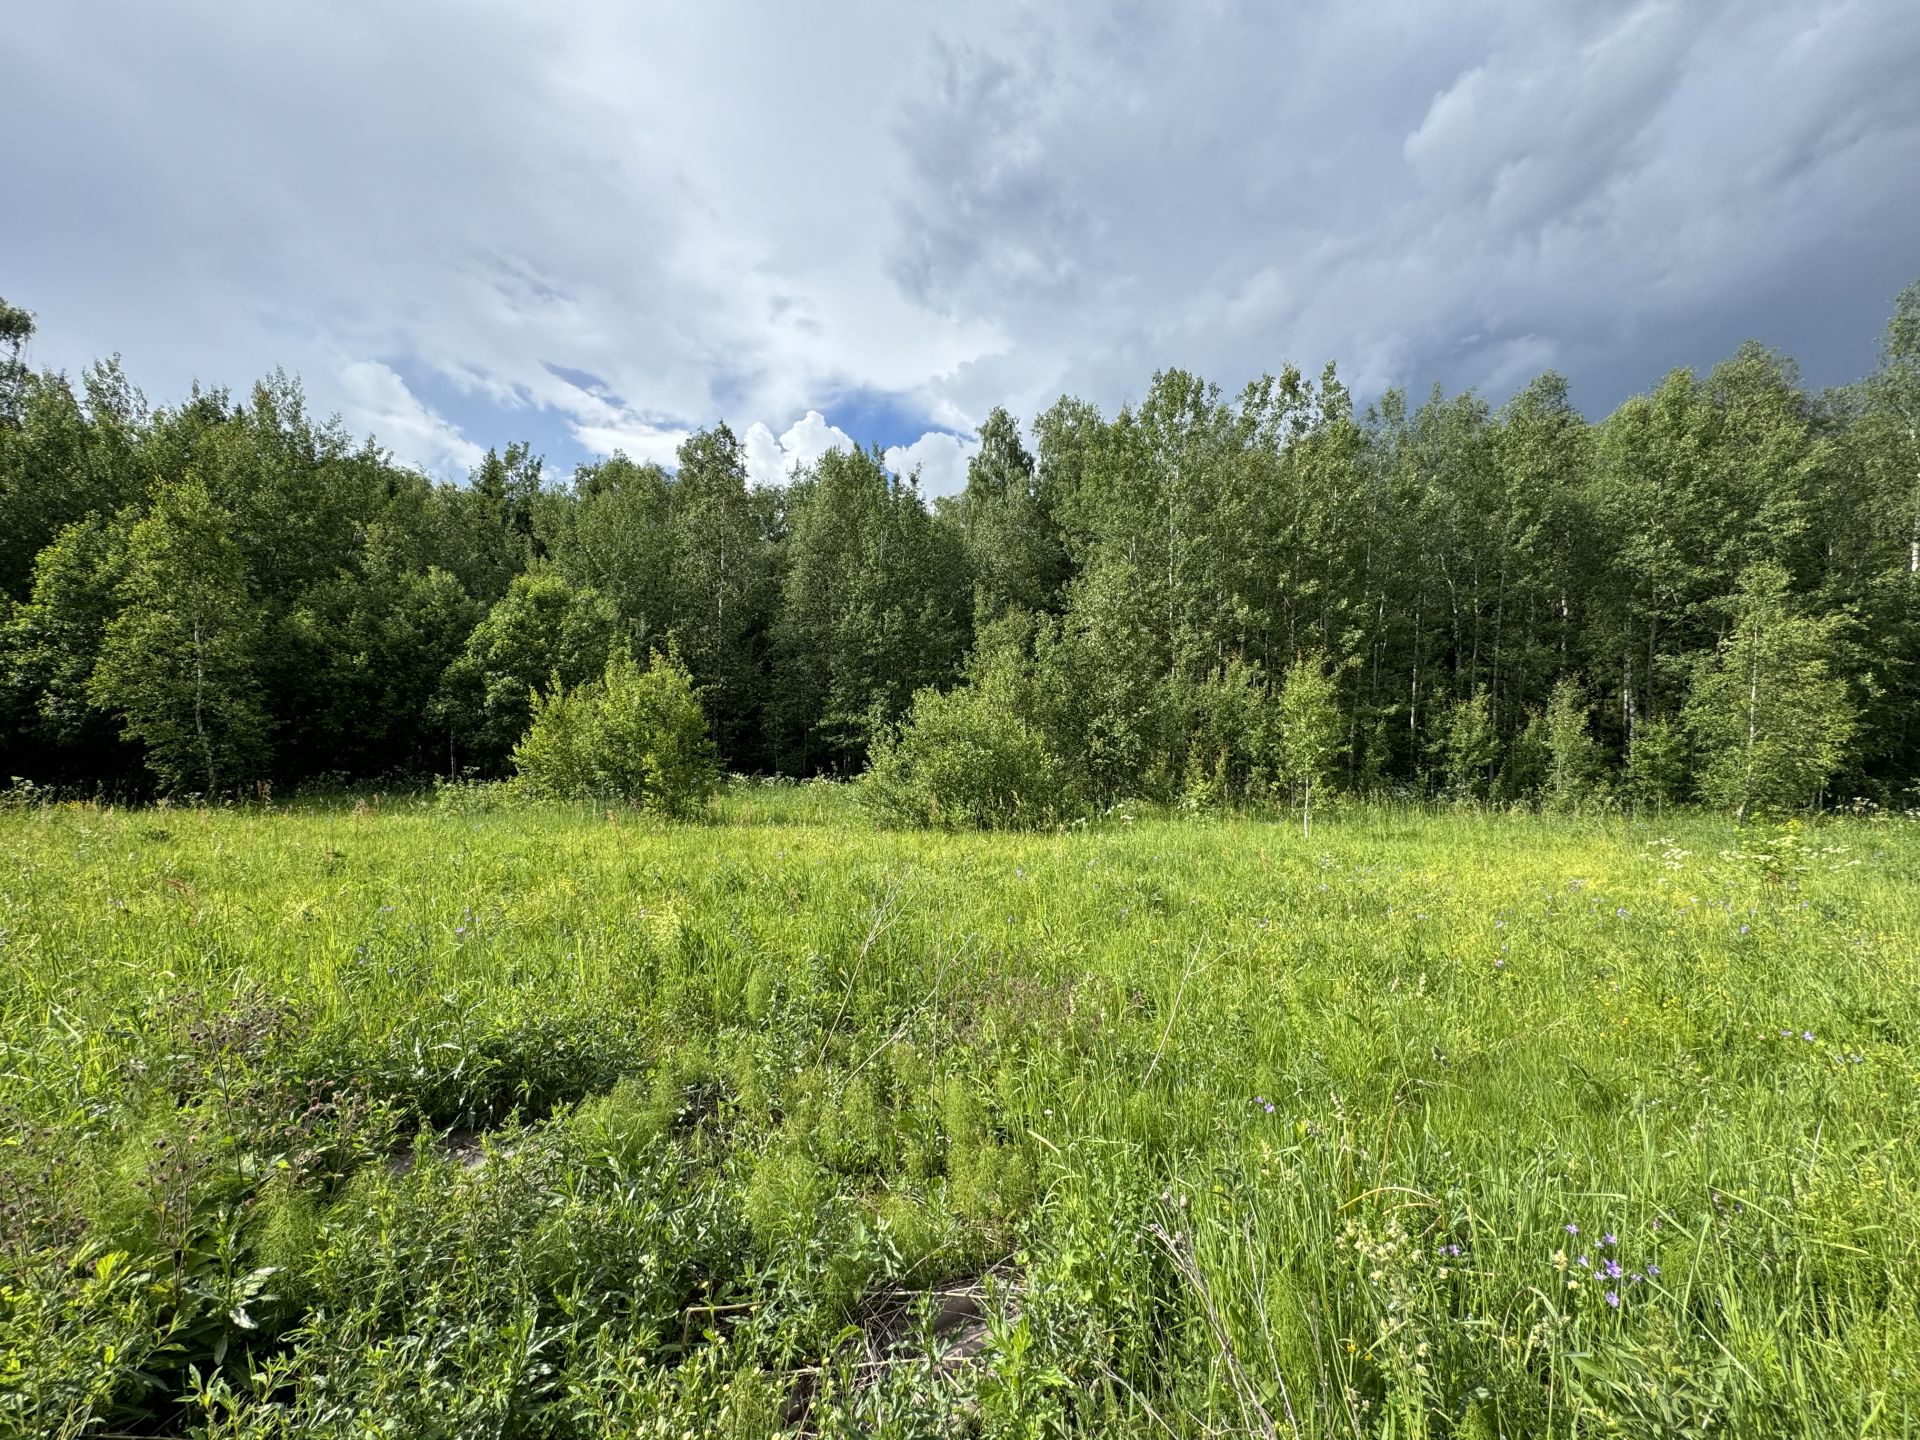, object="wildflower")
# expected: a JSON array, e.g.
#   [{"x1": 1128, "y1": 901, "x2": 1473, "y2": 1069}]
[
  {"x1": 1651, "y1": 1219, "x2": 1661, "y2": 1232},
  {"x1": 1601, "y1": 1232, "x2": 1616, "y2": 1248},
  {"x1": 1646, "y1": 1264, "x2": 1661, "y2": 1279},
  {"x1": 1739, "y1": 924, "x2": 1749, "y2": 934},
  {"x1": 1605, "y1": 1290, "x2": 1620, "y2": 1308},
  {"x1": 1802, "y1": 1031, "x2": 1815, "y2": 1042},
  {"x1": 1576, "y1": 1254, "x2": 1589, "y2": 1268},
  {"x1": 1263, "y1": 1102, "x2": 1275, "y2": 1114},
  {"x1": 1602, "y1": 1259, "x2": 1623, "y2": 1280},
  {"x1": 1565, "y1": 1223, "x2": 1579, "y2": 1236},
  {"x1": 1780, "y1": 1029, "x2": 1792, "y2": 1038},
  {"x1": 1629, "y1": 1272, "x2": 1643, "y2": 1284}
]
